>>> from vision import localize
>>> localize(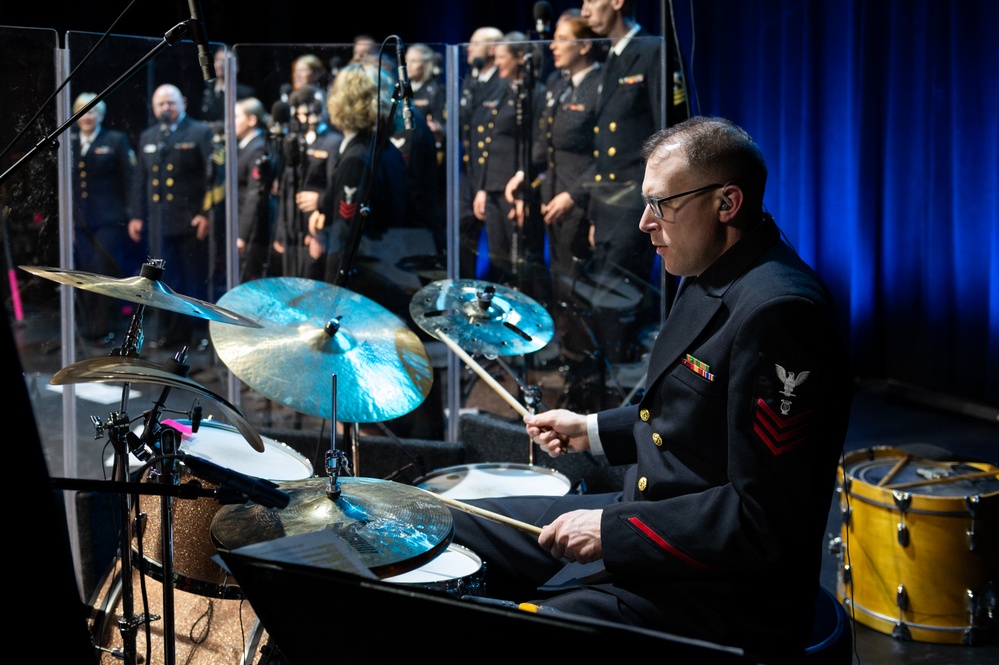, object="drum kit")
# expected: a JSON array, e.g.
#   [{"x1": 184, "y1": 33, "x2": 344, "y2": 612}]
[{"x1": 24, "y1": 259, "x2": 571, "y2": 665}]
